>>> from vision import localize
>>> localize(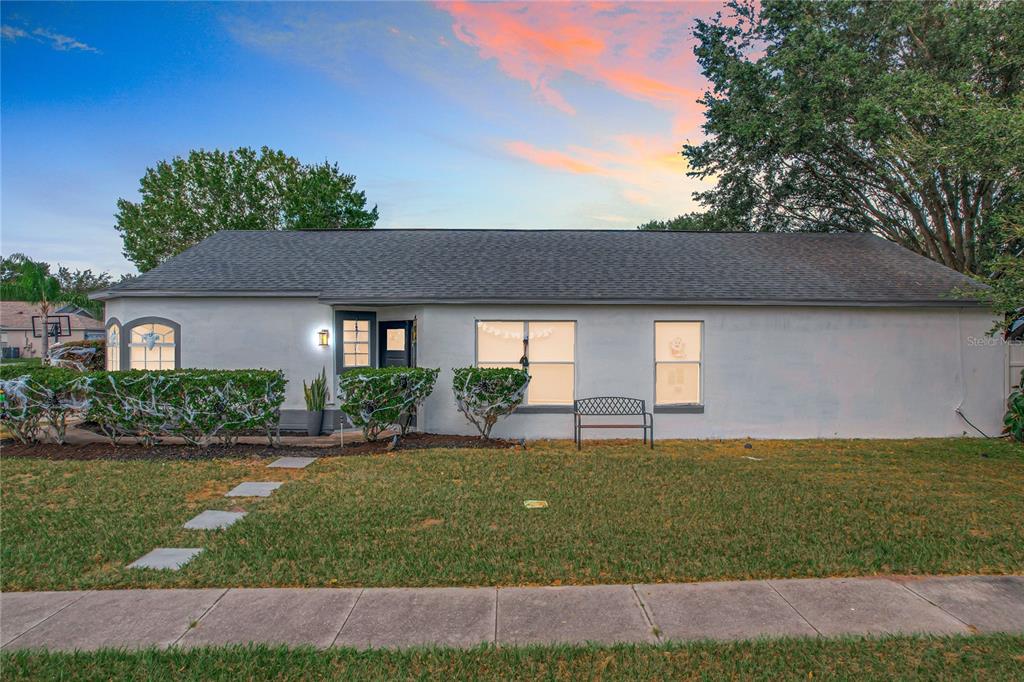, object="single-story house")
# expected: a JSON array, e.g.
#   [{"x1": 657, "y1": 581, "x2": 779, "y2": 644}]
[
  {"x1": 92, "y1": 229, "x2": 1008, "y2": 439},
  {"x1": 0, "y1": 301, "x2": 105, "y2": 359}
]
